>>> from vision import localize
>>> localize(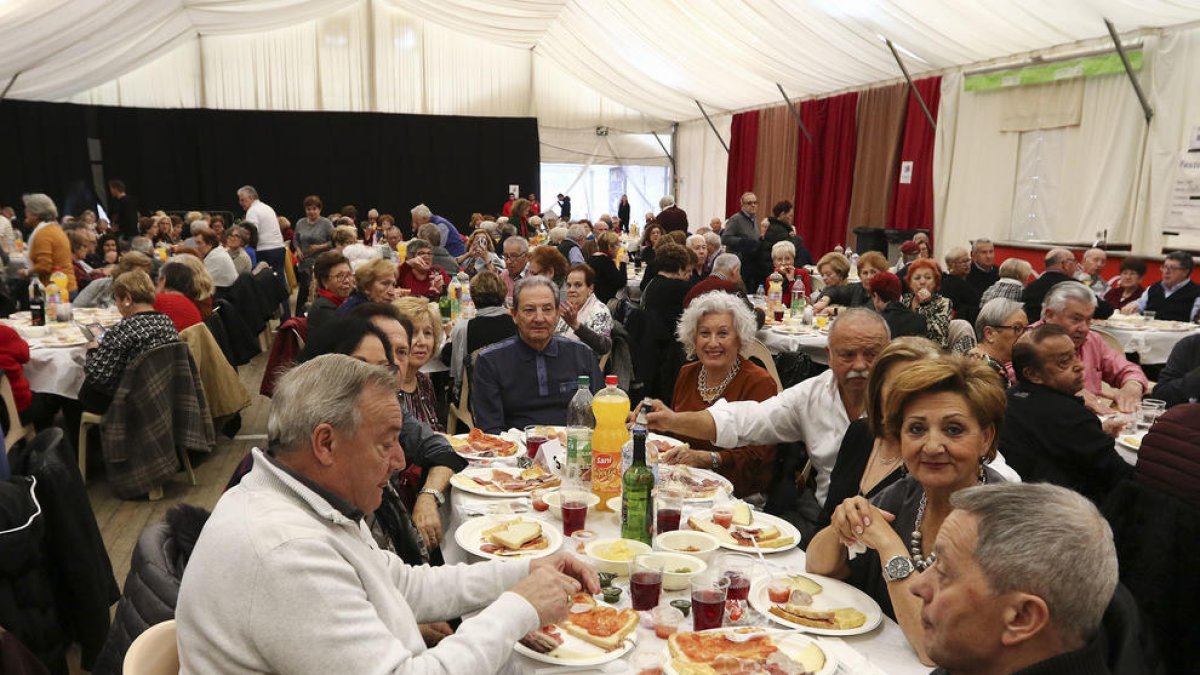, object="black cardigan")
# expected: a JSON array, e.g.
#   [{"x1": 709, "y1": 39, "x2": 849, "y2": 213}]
[
  {"x1": 588, "y1": 253, "x2": 626, "y2": 303},
  {"x1": 819, "y1": 419, "x2": 905, "y2": 529}
]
